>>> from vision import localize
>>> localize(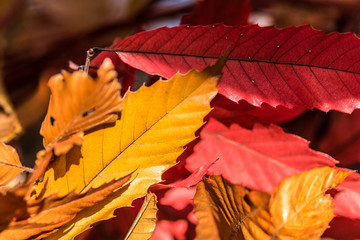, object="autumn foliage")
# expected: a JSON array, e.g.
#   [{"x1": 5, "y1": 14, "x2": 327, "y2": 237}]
[{"x1": 0, "y1": 0, "x2": 360, "y2": 239}]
